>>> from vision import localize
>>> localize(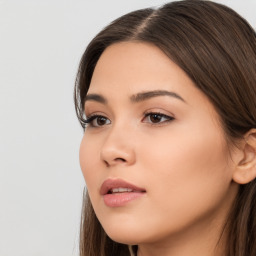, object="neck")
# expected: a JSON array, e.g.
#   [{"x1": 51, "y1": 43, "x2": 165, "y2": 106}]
[{"x1": 137, "y1": 221, "x2": 227, "y2": 256}]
